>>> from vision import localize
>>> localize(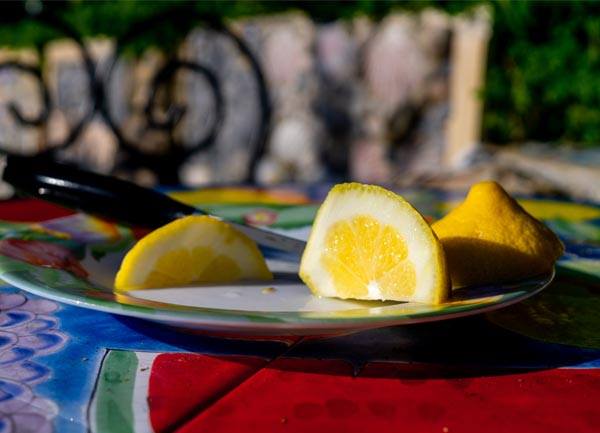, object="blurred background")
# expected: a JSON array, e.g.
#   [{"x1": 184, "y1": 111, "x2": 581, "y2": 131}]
[{"x1": 0, "y1": 0, "x2": 599, "y2": 201}]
